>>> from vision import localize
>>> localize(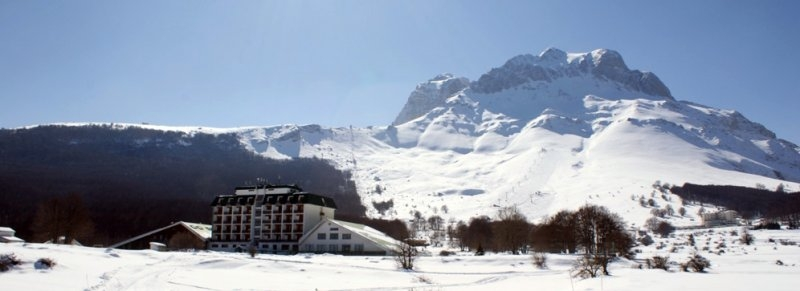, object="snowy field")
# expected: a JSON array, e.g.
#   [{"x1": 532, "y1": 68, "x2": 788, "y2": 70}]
[{"x1": 2, "y1": 227, "x2": 800, "y2": 291}]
